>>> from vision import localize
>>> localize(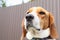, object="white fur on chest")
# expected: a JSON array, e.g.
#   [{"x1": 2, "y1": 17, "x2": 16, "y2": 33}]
[{"x1": 26, "y1": 28, "x2": 50, "y2": 40}]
